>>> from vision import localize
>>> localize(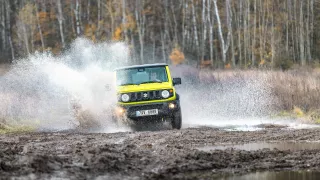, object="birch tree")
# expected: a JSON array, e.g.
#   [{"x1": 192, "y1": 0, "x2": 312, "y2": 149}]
[
  {"x1": 56, "y1": 0, "x2": 65, "y2": 49},
  {"x1": 213, "y1": 0, "x2": 232, "y2": 63},
  {"x1": 74, "y1": 0, "x2": 81, "y2": 36}
]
